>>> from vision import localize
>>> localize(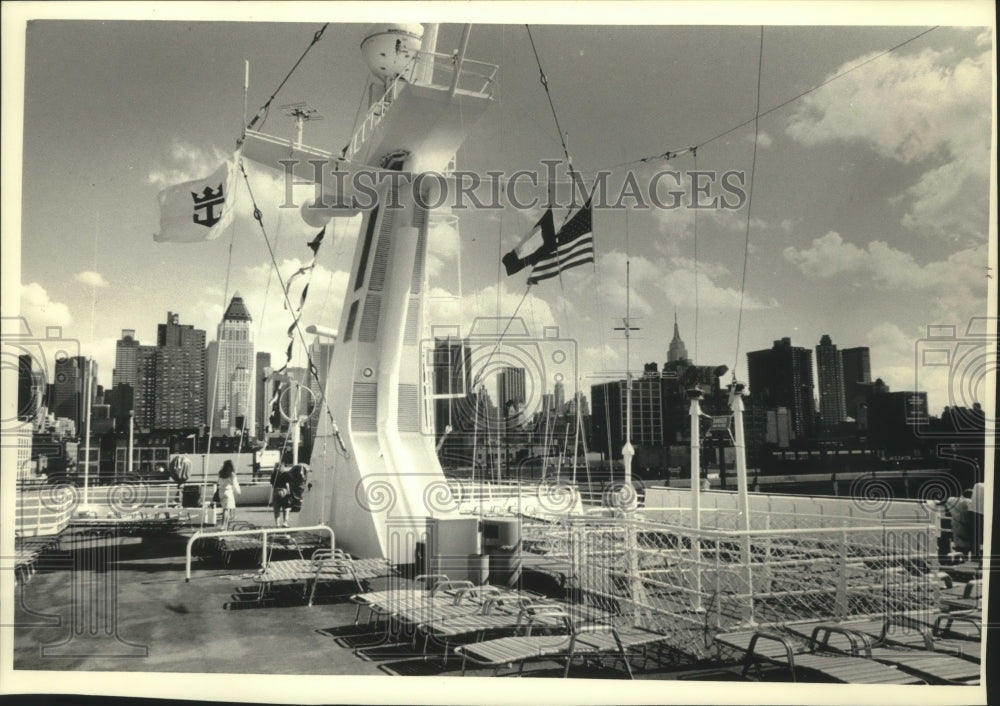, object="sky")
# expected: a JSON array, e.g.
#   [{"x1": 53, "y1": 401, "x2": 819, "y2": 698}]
[{"x1": 6, "y1": 2, "x2": 996, "y2": 417}]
